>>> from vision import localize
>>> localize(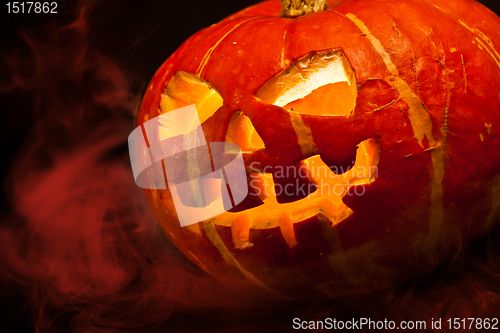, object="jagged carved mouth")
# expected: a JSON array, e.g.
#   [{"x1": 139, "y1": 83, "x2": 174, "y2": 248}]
[
  {"x1": 206, "y1": 137, "x2": 380, "y2": 248},
  {"x1": 157, "y1": 49, "x2": 381, "y2": 249}
]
